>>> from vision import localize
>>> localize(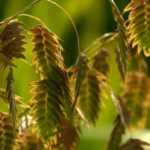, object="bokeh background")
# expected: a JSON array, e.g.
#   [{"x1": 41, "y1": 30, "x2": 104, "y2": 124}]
[{"x1": 0, "y1": 0, "x2": 149, "y2": 150}]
